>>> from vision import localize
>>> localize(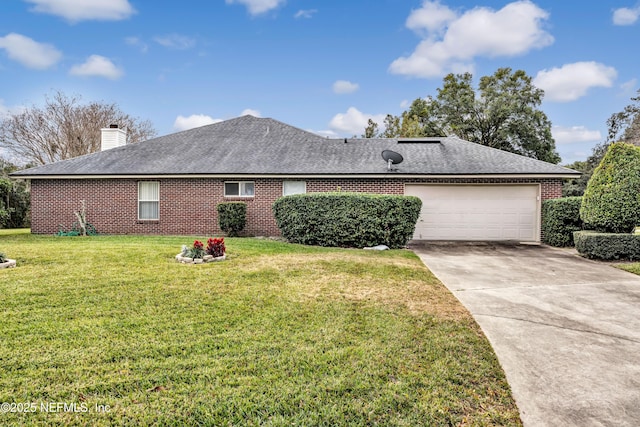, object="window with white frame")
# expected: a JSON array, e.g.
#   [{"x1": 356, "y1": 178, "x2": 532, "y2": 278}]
[
  {"x1": 283, "y1": 180, "x2": 306, "y2": 196},
  {"x1": 138, "y1": 181, "x2": 159, "y2": 220},
  {"x1": 224, "y1": 181, "x2": 255, "y2": 197}
]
